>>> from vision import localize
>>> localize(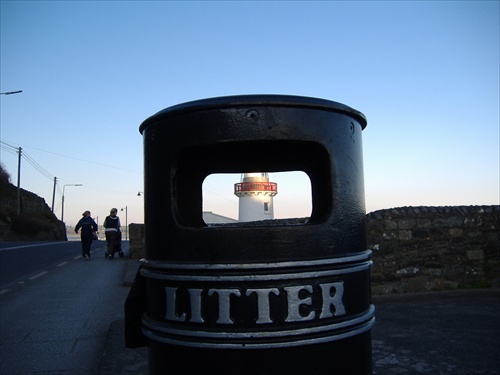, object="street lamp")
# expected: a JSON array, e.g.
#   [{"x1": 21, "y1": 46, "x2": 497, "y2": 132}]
[
  {"x1": 0, "y1": 90, "x2": 22, "y2": 95},
  {"x1": 1, "y1": 90, "x2": 23, "y2": 214},
  {"x1": 61, "y1": 184, "x2": 82, "y2": 223},
  {"x1": 120, "y1": 206, "x2": 128, "y2": 241}
]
